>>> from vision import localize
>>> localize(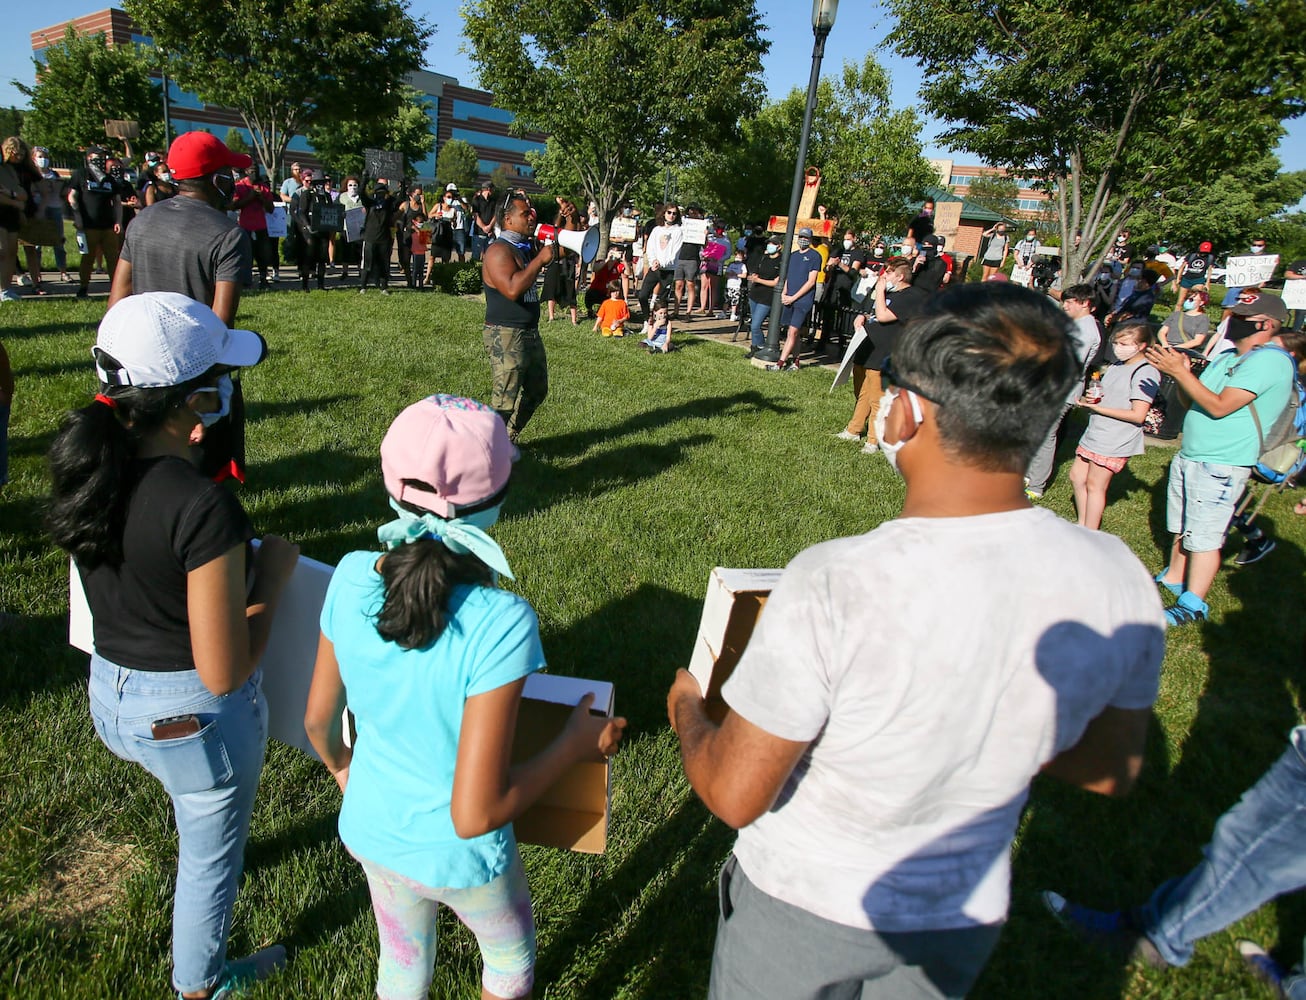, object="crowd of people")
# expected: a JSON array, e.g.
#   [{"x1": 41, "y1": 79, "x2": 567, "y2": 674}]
[{"x1": 6, "y1": 126, "x2": 1306, "y2": 1000}]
